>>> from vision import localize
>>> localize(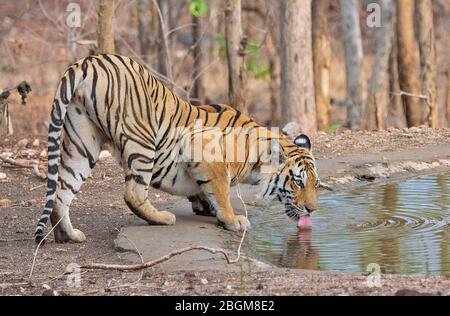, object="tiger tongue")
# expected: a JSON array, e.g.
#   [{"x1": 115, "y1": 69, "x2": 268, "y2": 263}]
[{"x1": 297, "y1": 215, "x2": 312, "y2": 230}]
